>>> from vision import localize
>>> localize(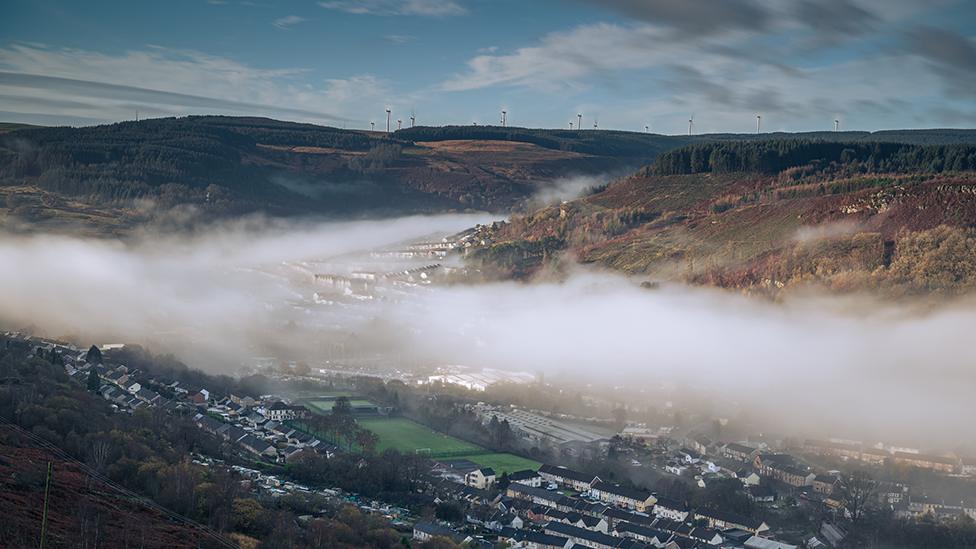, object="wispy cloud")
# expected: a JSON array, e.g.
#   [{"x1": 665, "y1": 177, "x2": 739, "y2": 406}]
[
  {"x1": 0, "y1": 43, "x2": 398, "y2": 125},
  {"x1": 384, "y1": 34, "x2": 415, "y2": 44},
  {"x1": 583, "y1": 0, "x2": 771, "y2": 35},
  {"x1": 273, "y1": 15, "x2": 307, "y2": 30},
  {"x1": 318, "y1": 0, "x2": 465, "y2": 16}
]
